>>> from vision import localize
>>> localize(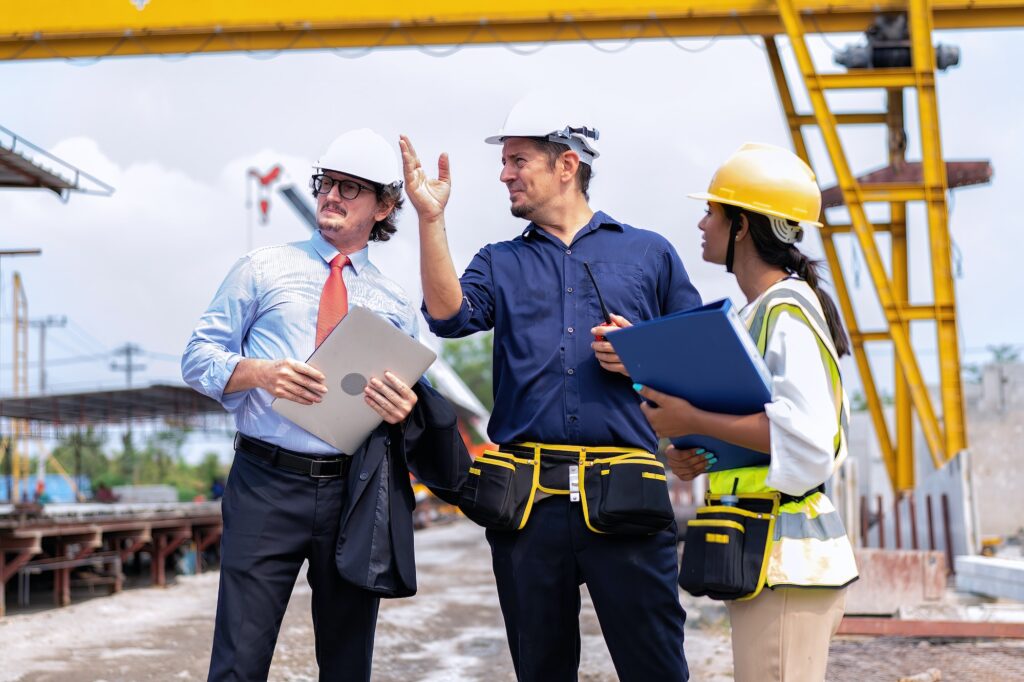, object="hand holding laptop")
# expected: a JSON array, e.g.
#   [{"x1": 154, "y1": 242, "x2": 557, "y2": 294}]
[
  {"x1": 262, "y1": 358, "x2": 414, "y2": 422},
  {"x1": 363, "y1": 371, "x2": 418, "y2": 424},
  {"x1": 256, "y1": 358, "x2": 329, "y2": 405},
  {"x1": 271, "y1": 307, "x2": 437, "y2": 453}
]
